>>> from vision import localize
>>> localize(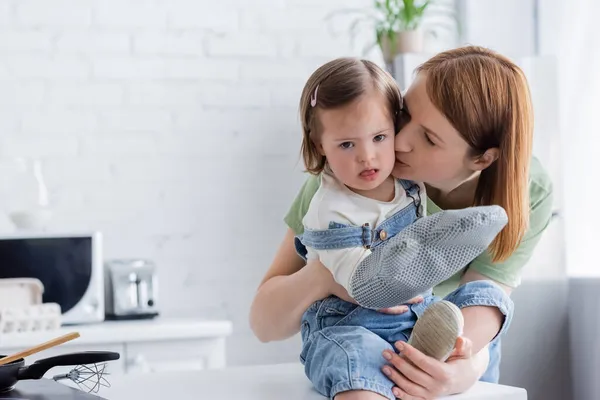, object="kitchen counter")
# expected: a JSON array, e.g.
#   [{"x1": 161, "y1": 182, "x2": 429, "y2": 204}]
[
  {"x1": 0, "y1": 318, "x2": 233, "y2": 348},
  {"x1": 0, "y1": 318, "x2": 233, "y2": 377},
  {"x1": 103, "y1": 362, "x2": 527, "y2": 400},
  {"x1": 0, "y1": 379, "x2": 106, "y2": 399}
]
